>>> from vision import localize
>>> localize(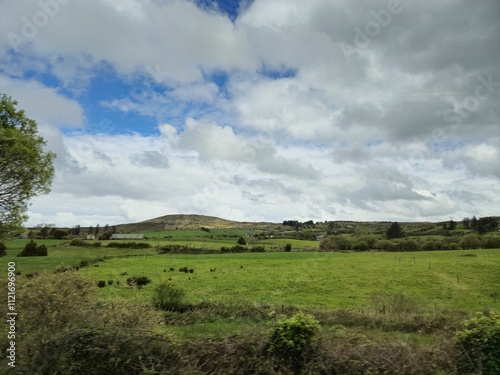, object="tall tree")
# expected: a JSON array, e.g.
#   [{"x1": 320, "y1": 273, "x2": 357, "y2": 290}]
[
  {"x1": 448, "y1": 219, "x2": 457, "y2": 230},
  {"x1": 0, "y1": 94, "x2": 55, "y2": 237},
  {"x1": 386, "y1": 222, "x2": 405, "y2": 239}
]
